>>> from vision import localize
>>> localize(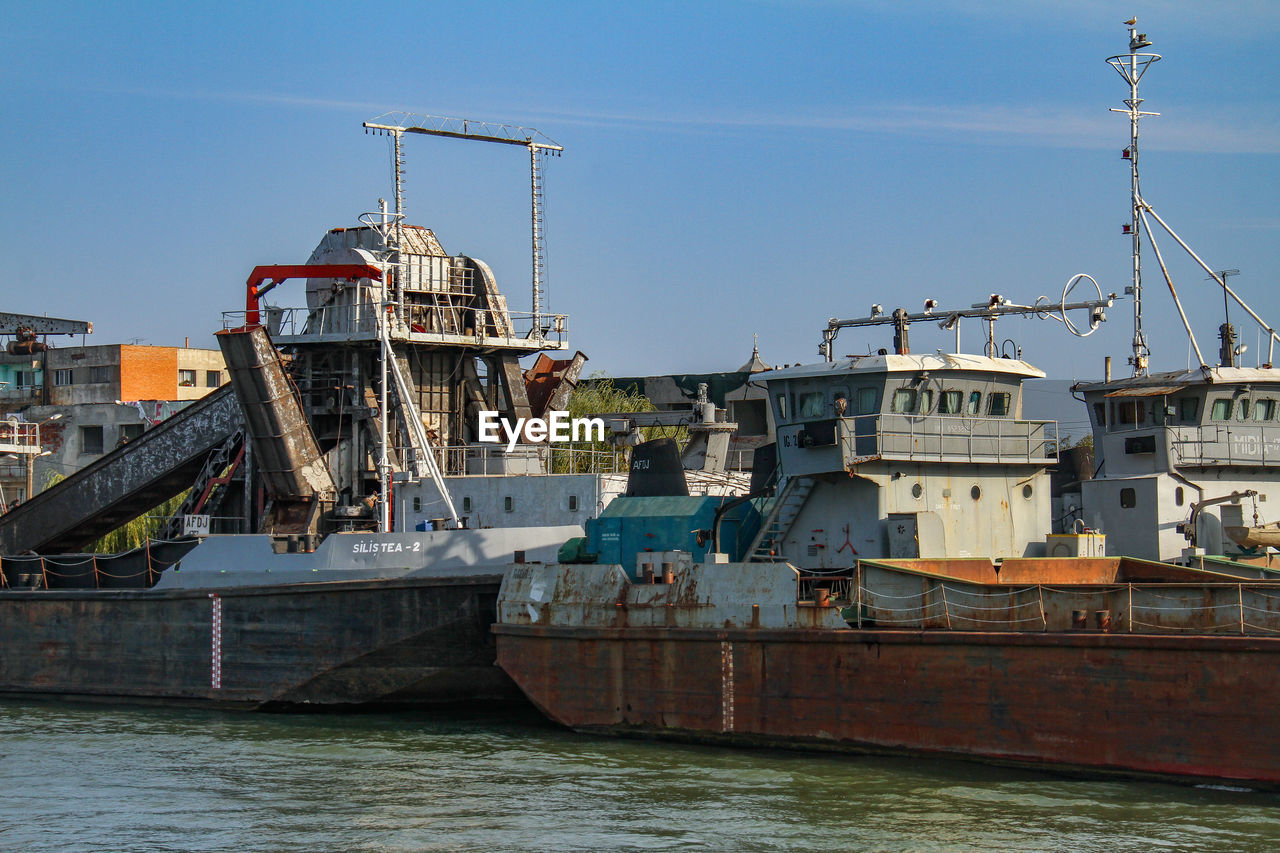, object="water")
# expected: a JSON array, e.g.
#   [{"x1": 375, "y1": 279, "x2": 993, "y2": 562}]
[{"x1": 1, "y1": 700, "x2": 1277, "y2": 853}]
